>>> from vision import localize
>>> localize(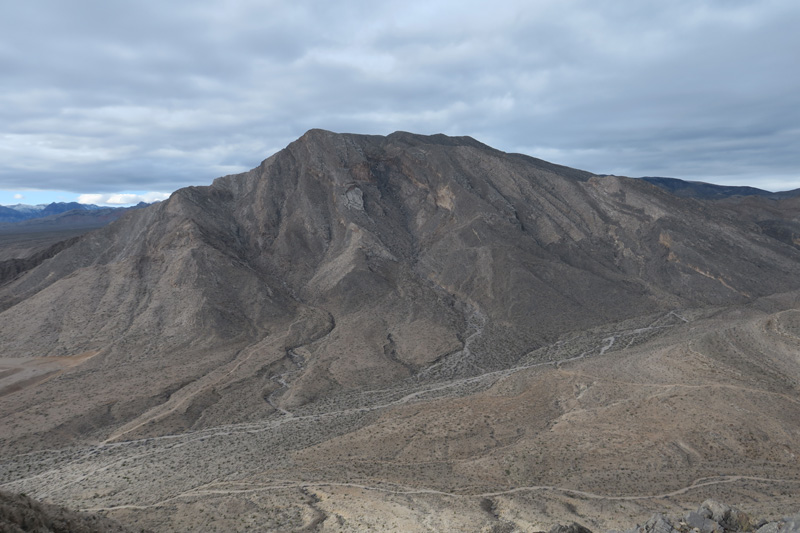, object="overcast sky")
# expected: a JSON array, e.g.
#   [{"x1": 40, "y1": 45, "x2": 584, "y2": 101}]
[{"x1": 1, "y1": 0, "x2": 799, "y2": 206}]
